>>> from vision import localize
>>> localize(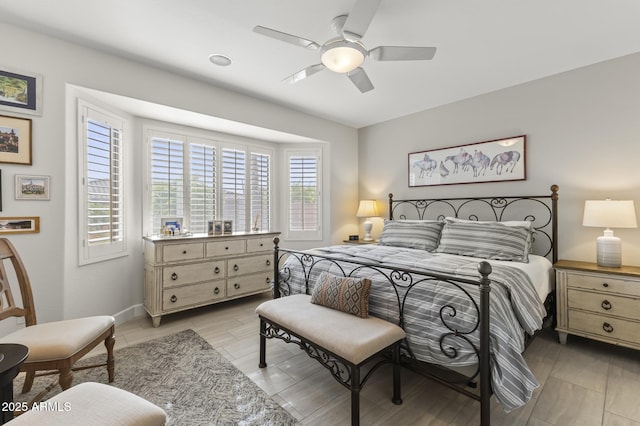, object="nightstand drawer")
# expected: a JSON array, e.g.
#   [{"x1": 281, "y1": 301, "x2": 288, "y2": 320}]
[
  {"x1": 568, "y1": 289, "x2": 640, "y2": 319},
  {"x1": 567, "y1": 272, "x2": 640, "y2": 296},
  {"x1": 569, "y1": 310, "x2": 640, "y2": 344}
]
